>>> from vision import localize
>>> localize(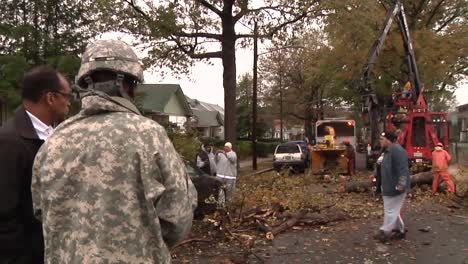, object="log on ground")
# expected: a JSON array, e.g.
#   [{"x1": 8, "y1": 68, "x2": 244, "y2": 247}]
[{"x1": 345, "y1": 171, "x2": 433, "y2": 193}]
